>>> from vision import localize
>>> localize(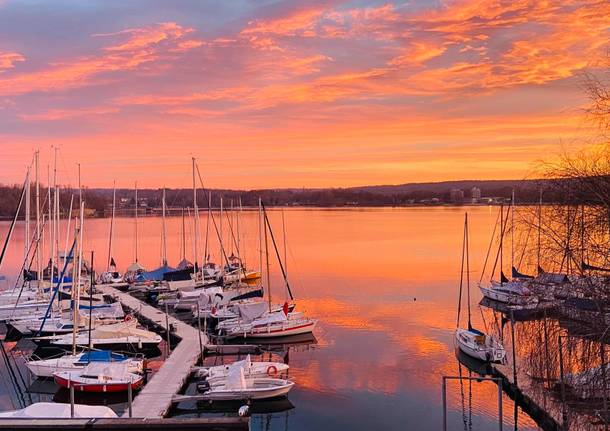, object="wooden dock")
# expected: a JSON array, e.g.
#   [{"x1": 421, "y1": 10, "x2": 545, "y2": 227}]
[
  {"x1": 96, "y1": 285, "x2": 207, "y2": 419},
  {"x1": 0, "y1": 417, "x2": 249, "y2": 430}
]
